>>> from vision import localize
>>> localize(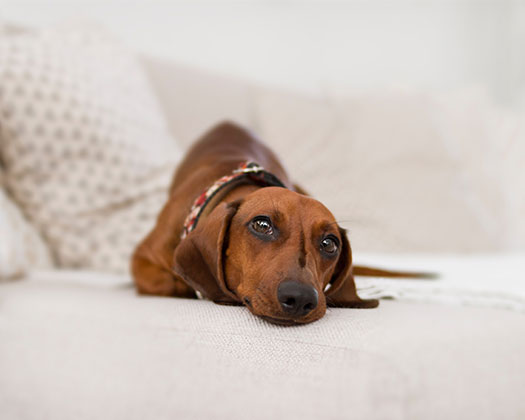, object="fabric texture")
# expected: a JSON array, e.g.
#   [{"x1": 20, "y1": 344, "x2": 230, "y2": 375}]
[
  {"x1": 0, "y1": 173, "x2": 52, "y2": 279},
  {"x1": 1, "y1": 268, "x2": 524, "y2": 420},
  {"x1": 0, "y1": 24, "x2": 181, "y2": 273}
]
